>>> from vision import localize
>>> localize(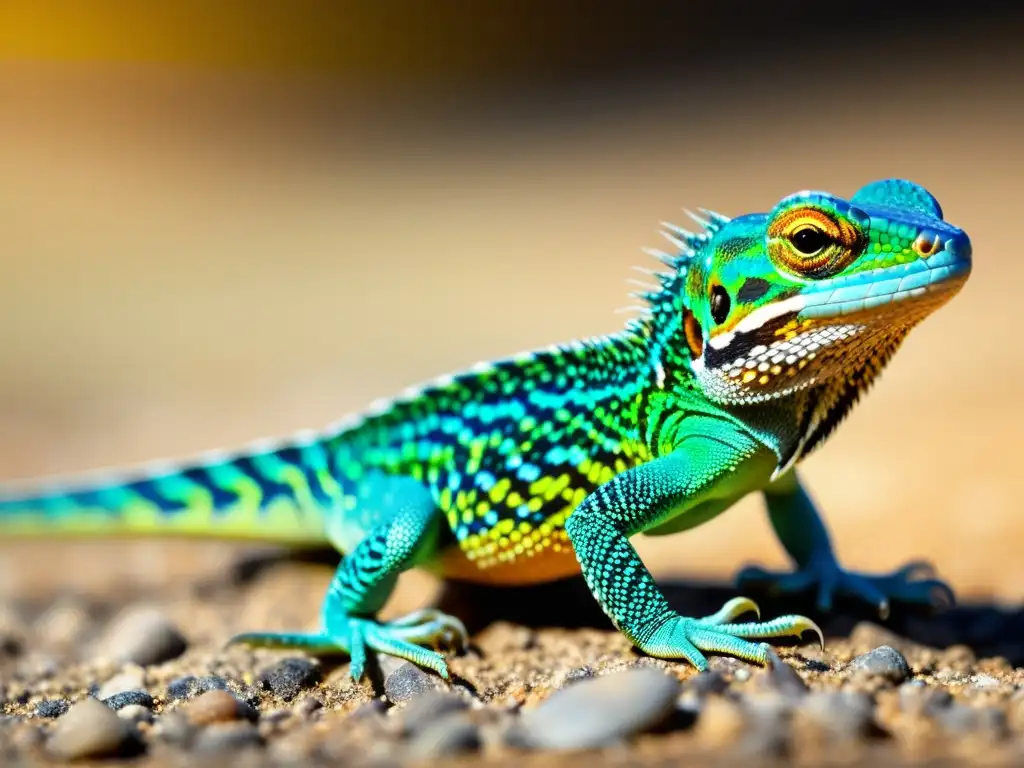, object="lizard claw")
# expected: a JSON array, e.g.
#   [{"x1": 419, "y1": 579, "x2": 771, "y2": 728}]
[{"x1": 637, "y1": 599, "x2": 823, "y2": 671}]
